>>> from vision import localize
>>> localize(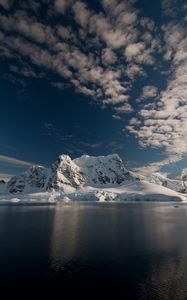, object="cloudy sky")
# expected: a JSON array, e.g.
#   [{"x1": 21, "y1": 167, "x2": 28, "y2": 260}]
[{"x1": 0, "y1": 0, "x2": 187, "y2": 179}]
